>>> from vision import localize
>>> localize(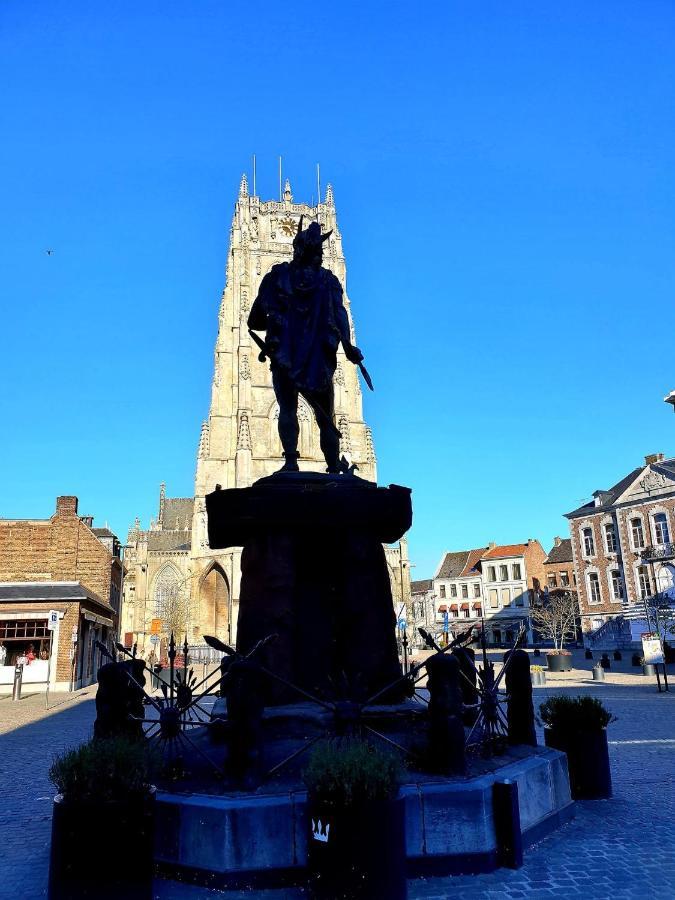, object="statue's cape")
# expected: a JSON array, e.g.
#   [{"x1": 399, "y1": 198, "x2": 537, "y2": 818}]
[{"x1": 249, "y1": 262, "x2": 346, "y2": 393}]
